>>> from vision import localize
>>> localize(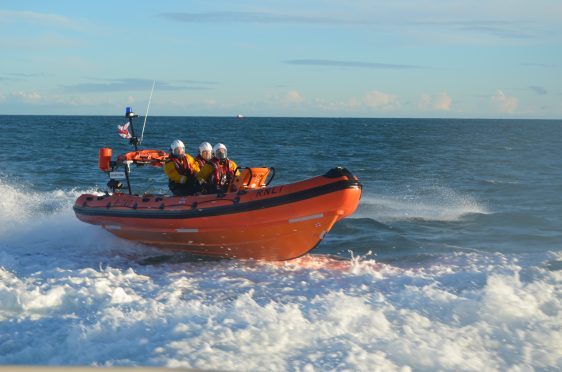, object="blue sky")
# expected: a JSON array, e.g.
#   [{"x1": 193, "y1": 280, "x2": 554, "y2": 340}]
[{"x1": 0, "y1": 0, "x2": 561, "y2": 118}]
